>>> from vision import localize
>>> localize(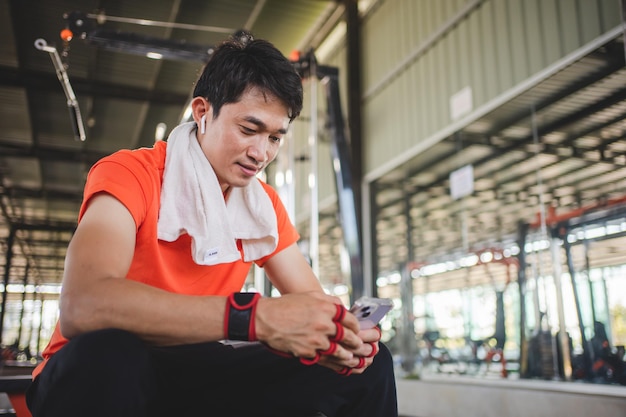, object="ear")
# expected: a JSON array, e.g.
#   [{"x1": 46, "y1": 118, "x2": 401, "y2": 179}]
[{"x1": 191, "y1": 97, "x2": 211, "y2": 130}]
